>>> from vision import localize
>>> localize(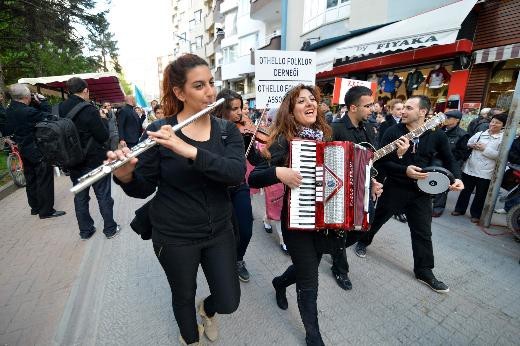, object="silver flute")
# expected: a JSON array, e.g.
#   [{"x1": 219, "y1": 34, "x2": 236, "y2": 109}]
[{"x1": 70, "y1": 98, "x2": 225, "y2": 195}]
